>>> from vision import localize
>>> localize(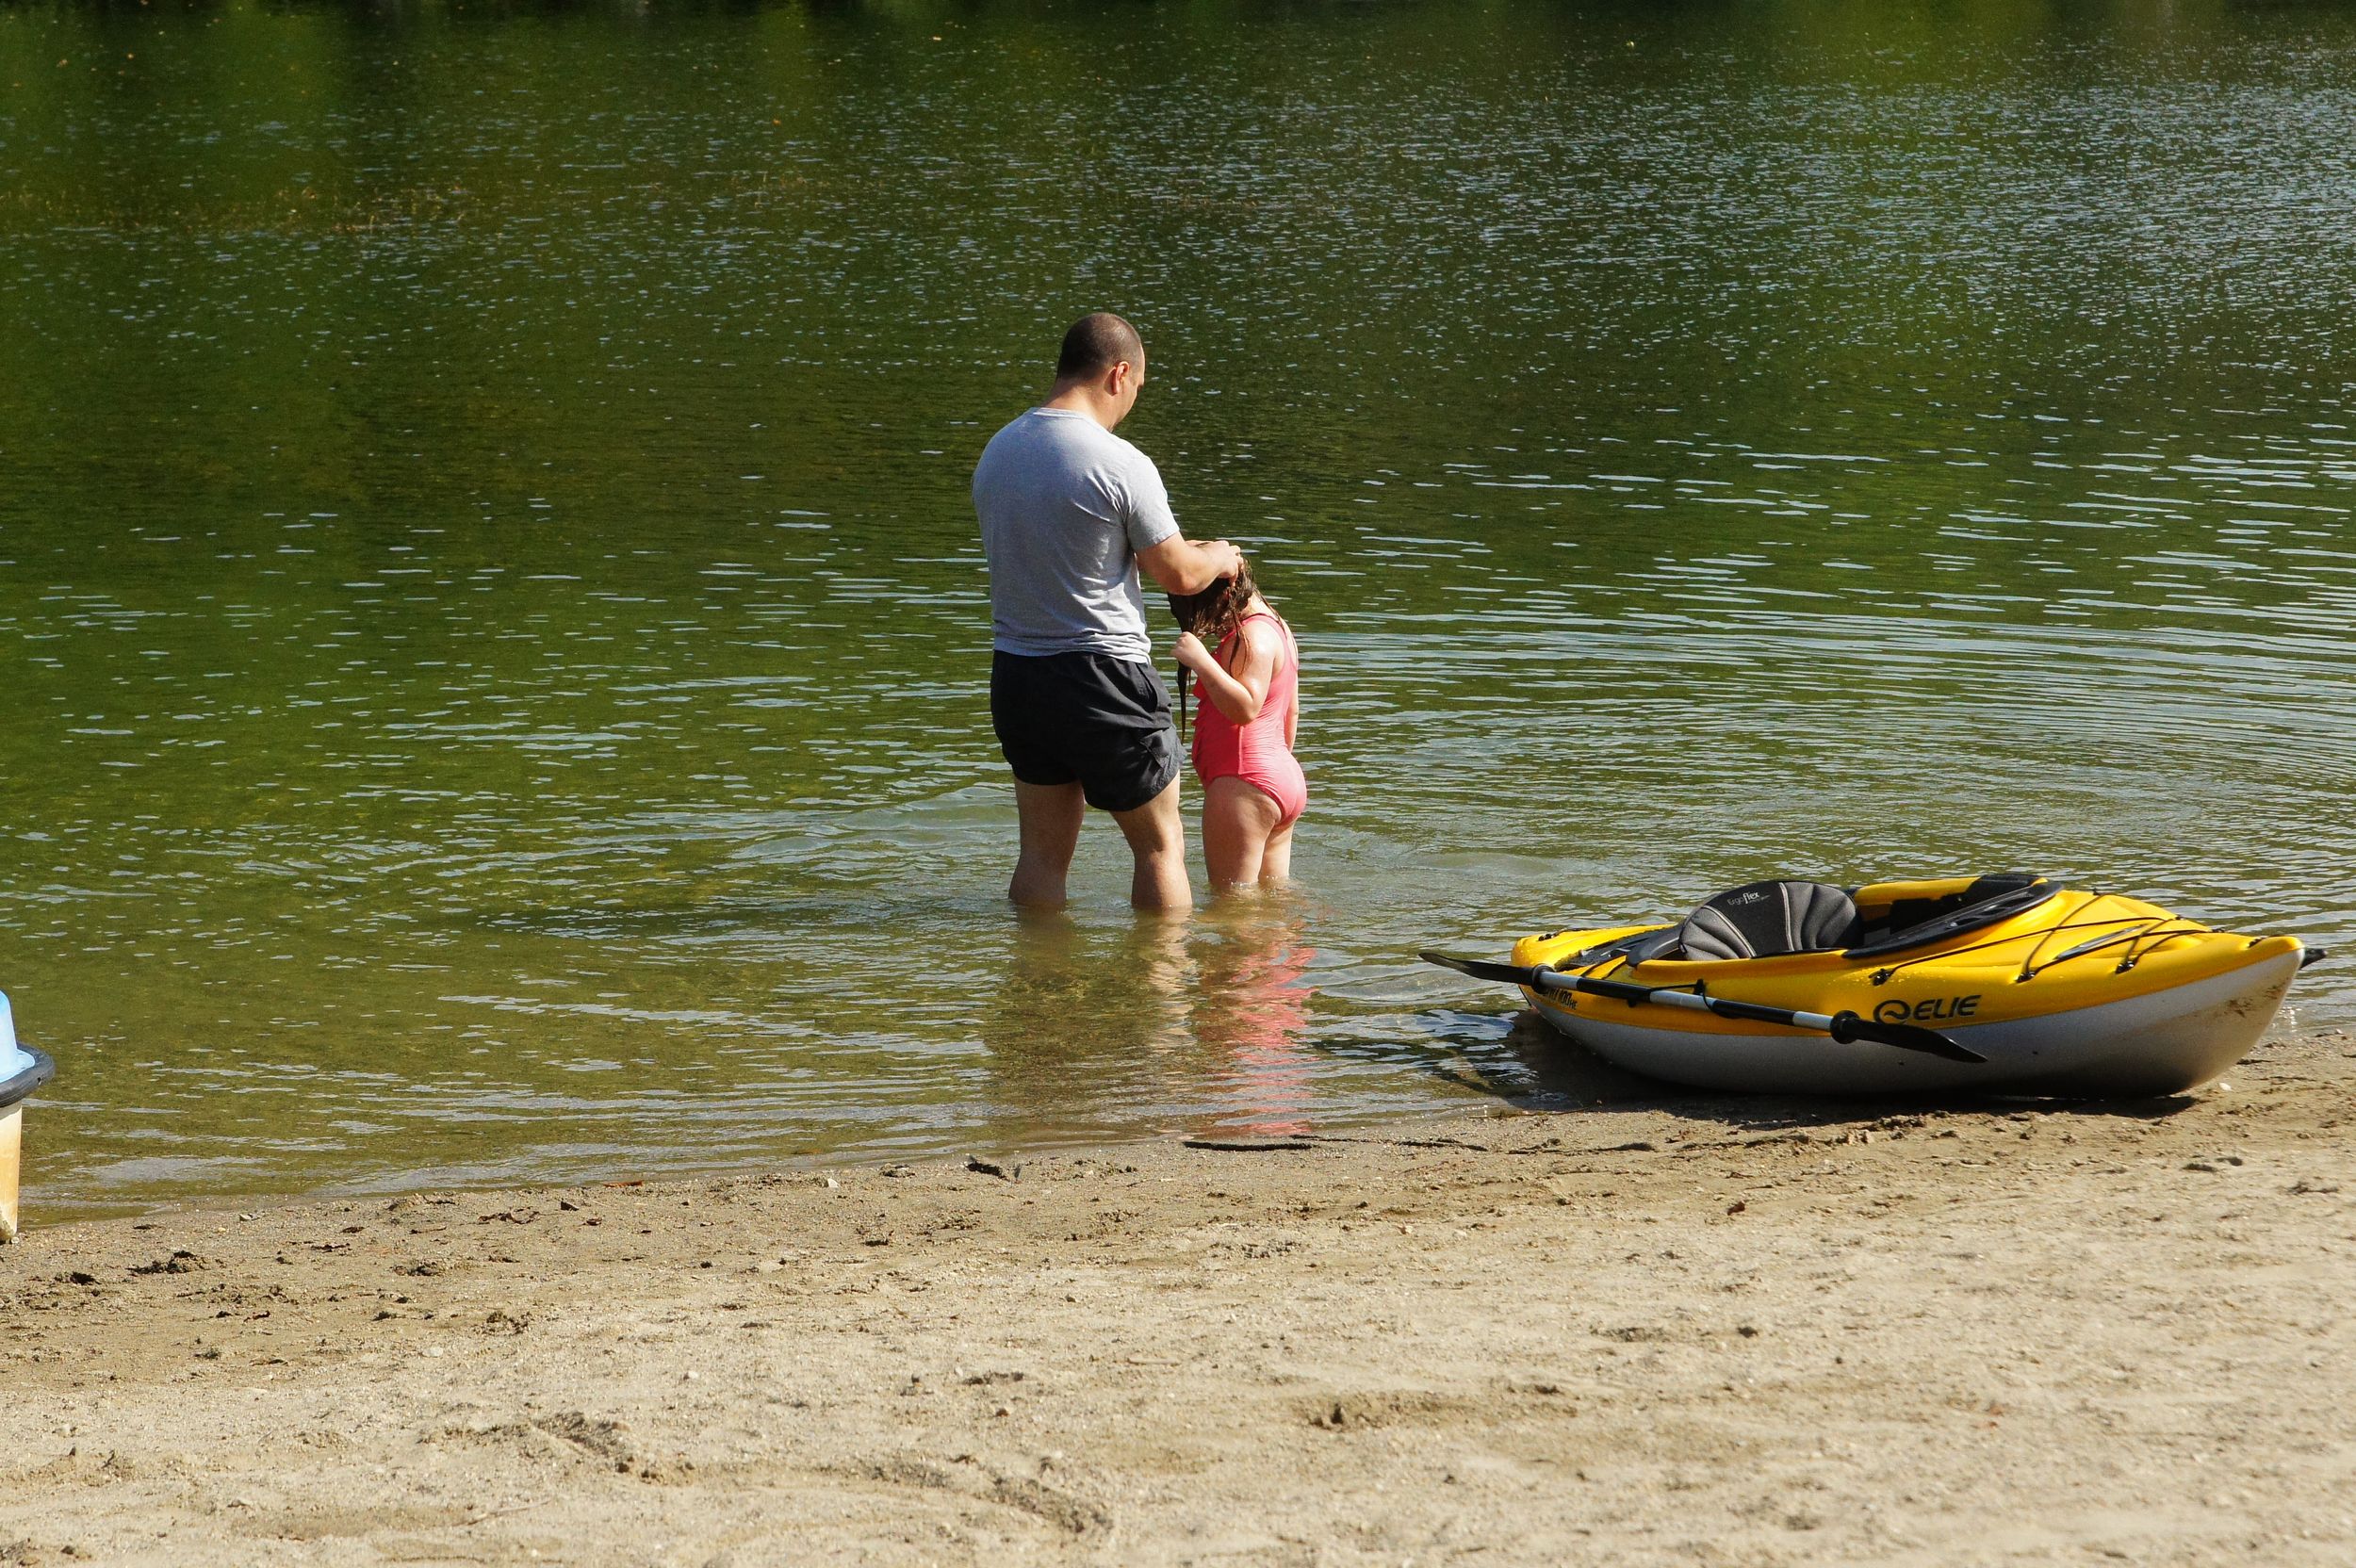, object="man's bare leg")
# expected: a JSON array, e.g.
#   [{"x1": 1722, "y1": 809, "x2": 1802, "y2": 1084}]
[
  {"x1": 1112, "y1": 778, "x2": 1193, "y2": 913},
  {"x1": 1010, "y1": 779, "x2": 1086, "y2": 908}
]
